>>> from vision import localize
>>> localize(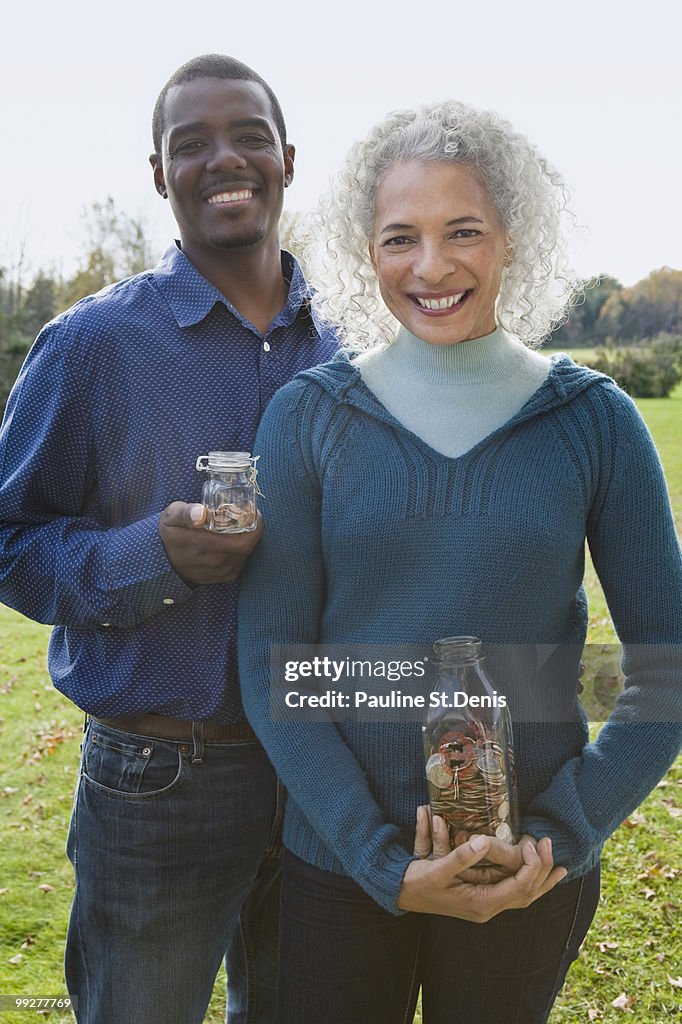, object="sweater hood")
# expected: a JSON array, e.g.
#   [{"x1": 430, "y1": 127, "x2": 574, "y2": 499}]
[{"x1": 295, "y1": 349, "x2": 616, "y2": 437}]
